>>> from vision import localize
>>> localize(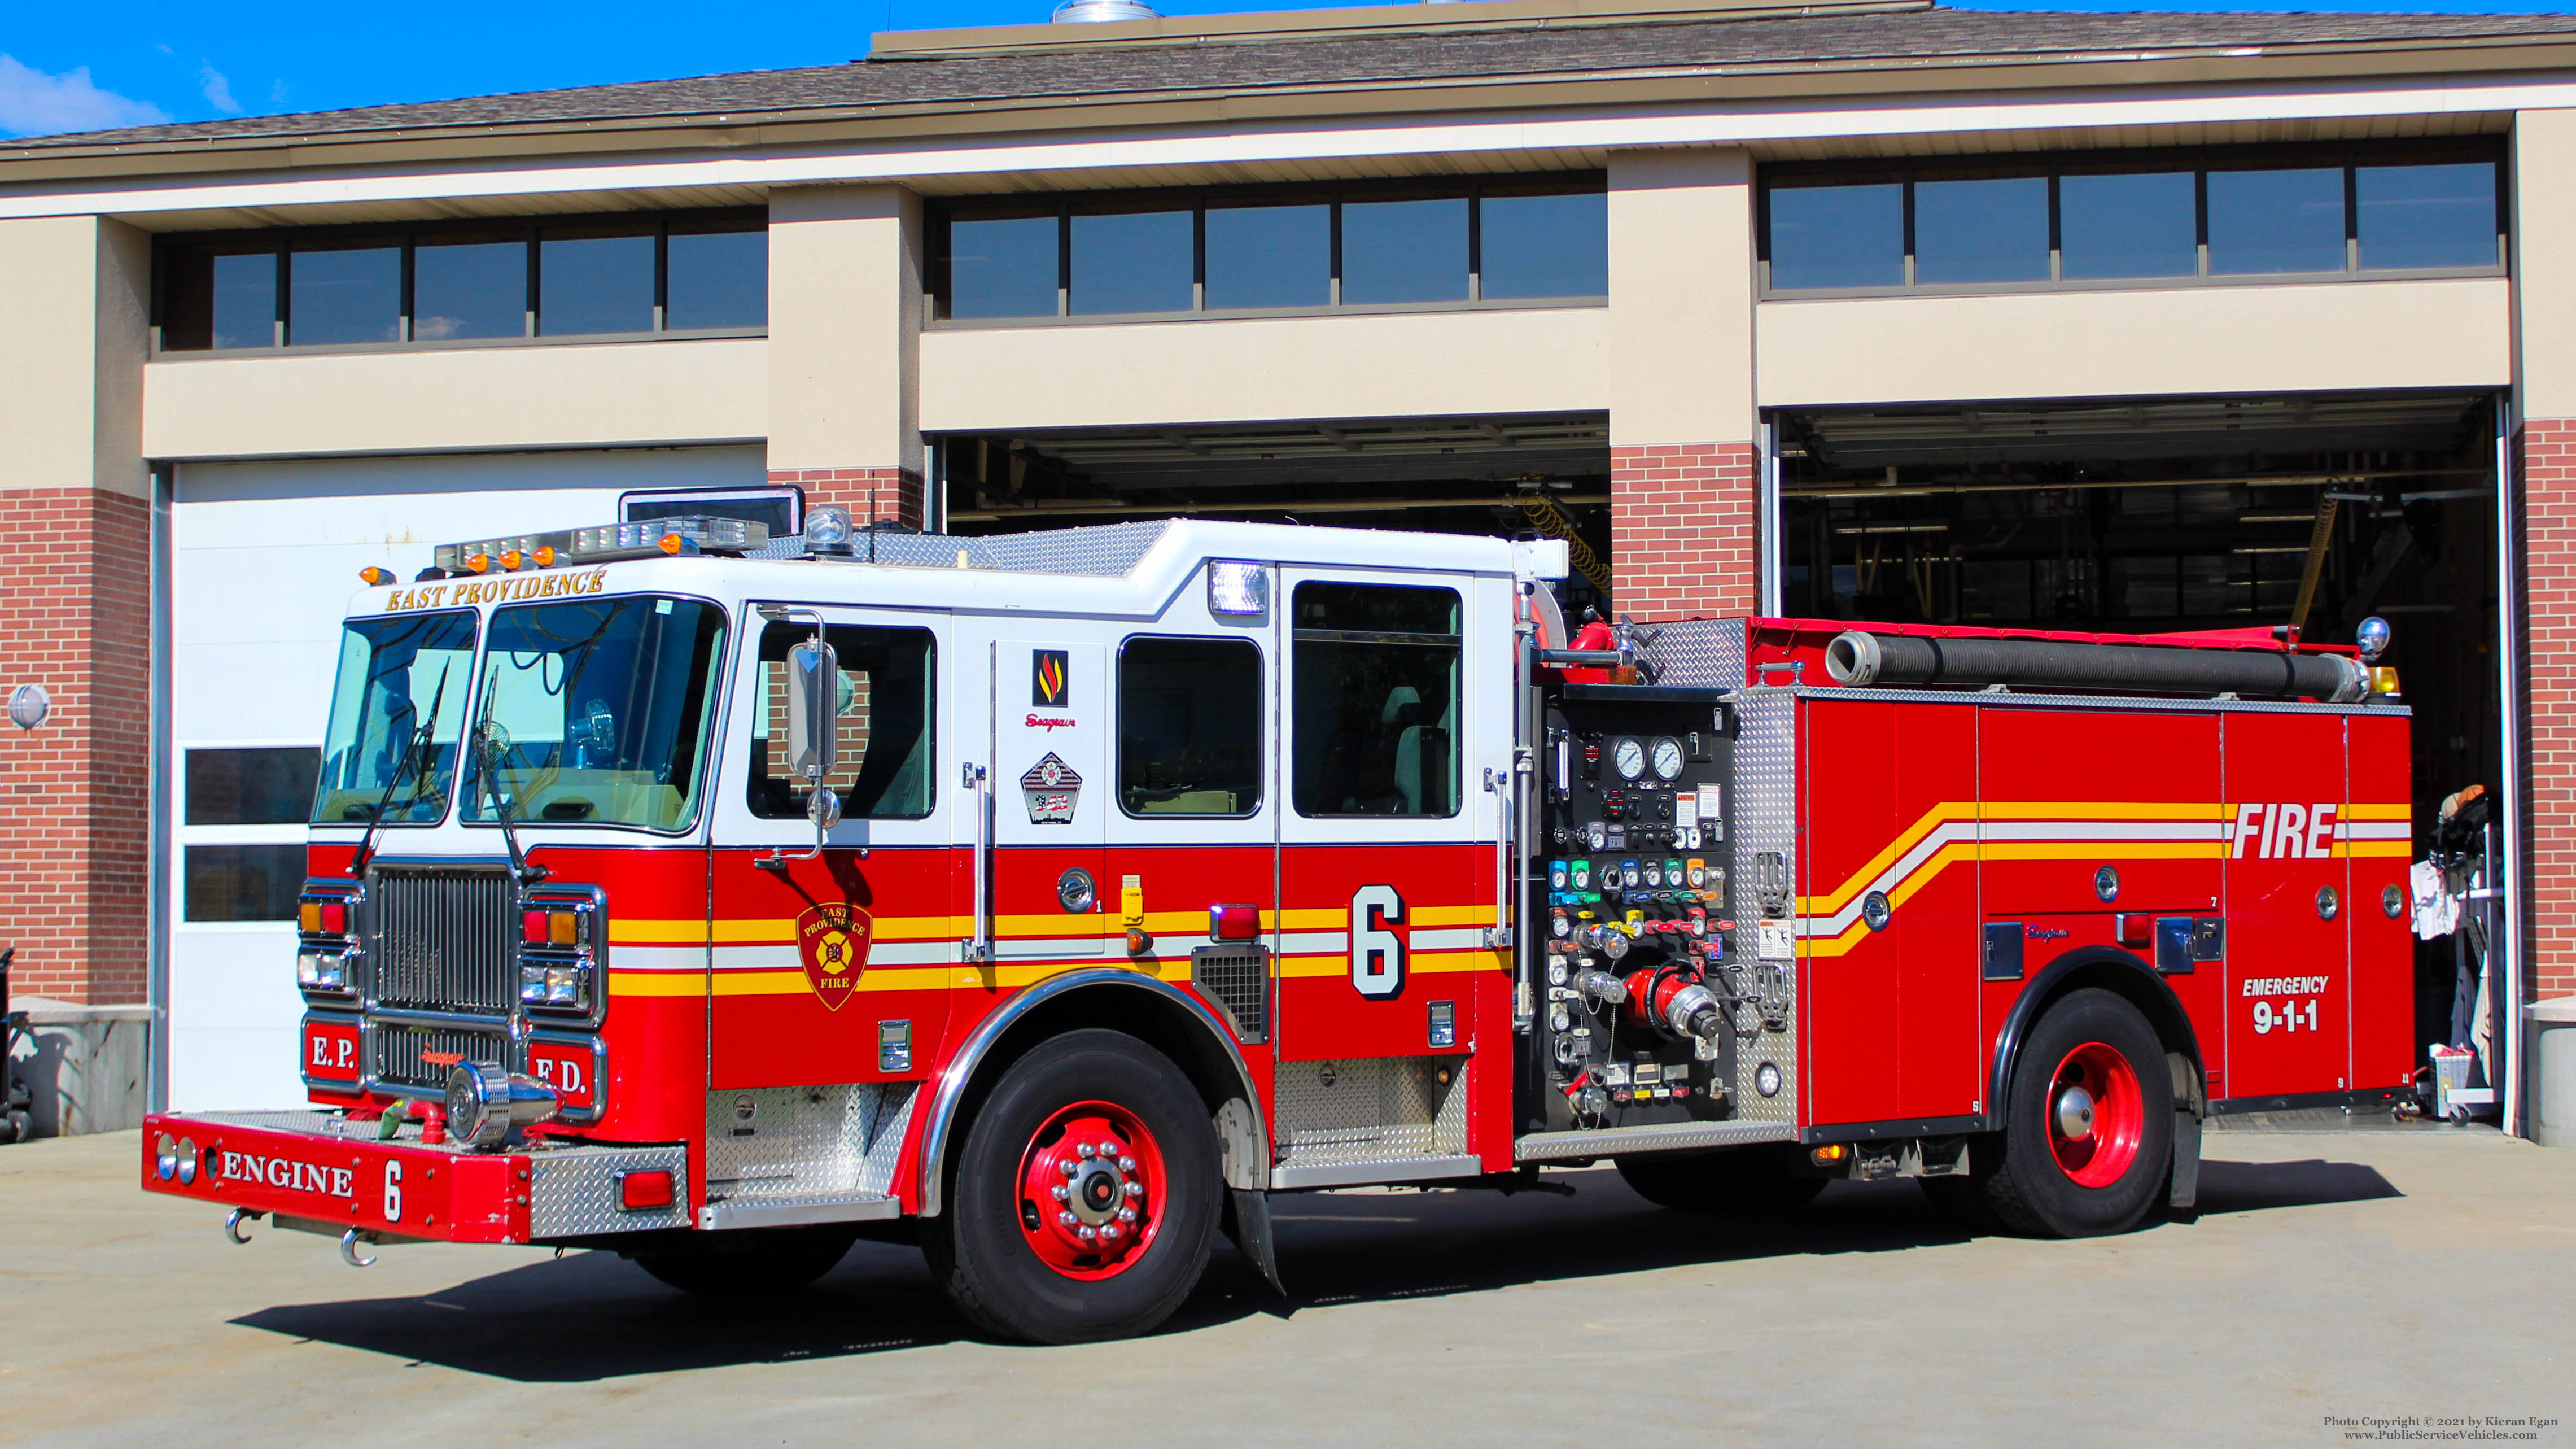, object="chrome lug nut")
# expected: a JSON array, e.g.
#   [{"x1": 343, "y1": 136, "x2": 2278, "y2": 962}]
[
  {"x1": 1117, "y1": 1155, "x2": 1136, "y2": 1172},
  {"x1": 1078, "y1": 1225, "x2": 1097, "y2": 1241},
  {"x1": 1117, "y1": 1207, "x2": 1138, "y2": 1224},
  {"x1": 1052, "y1": 1184, "x2": 1071, "y2": 1202},
  {"x1": 1060, "y1": 1158, "x2": 1081, "y2": 1177},
  {"x1": 1126, "y1": 1180, "x2": 1147, "y2": 1198},
  {"x1": 1100, "y1": 1224, "x2": 1121, "y2": 1241},
  {"x1": 1074, "y1": 1141, "x2": 1094, "y2": 1158},
  {"x1": 1059, "y1": 1210, "x2": 1078, "y2": 1226}
]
